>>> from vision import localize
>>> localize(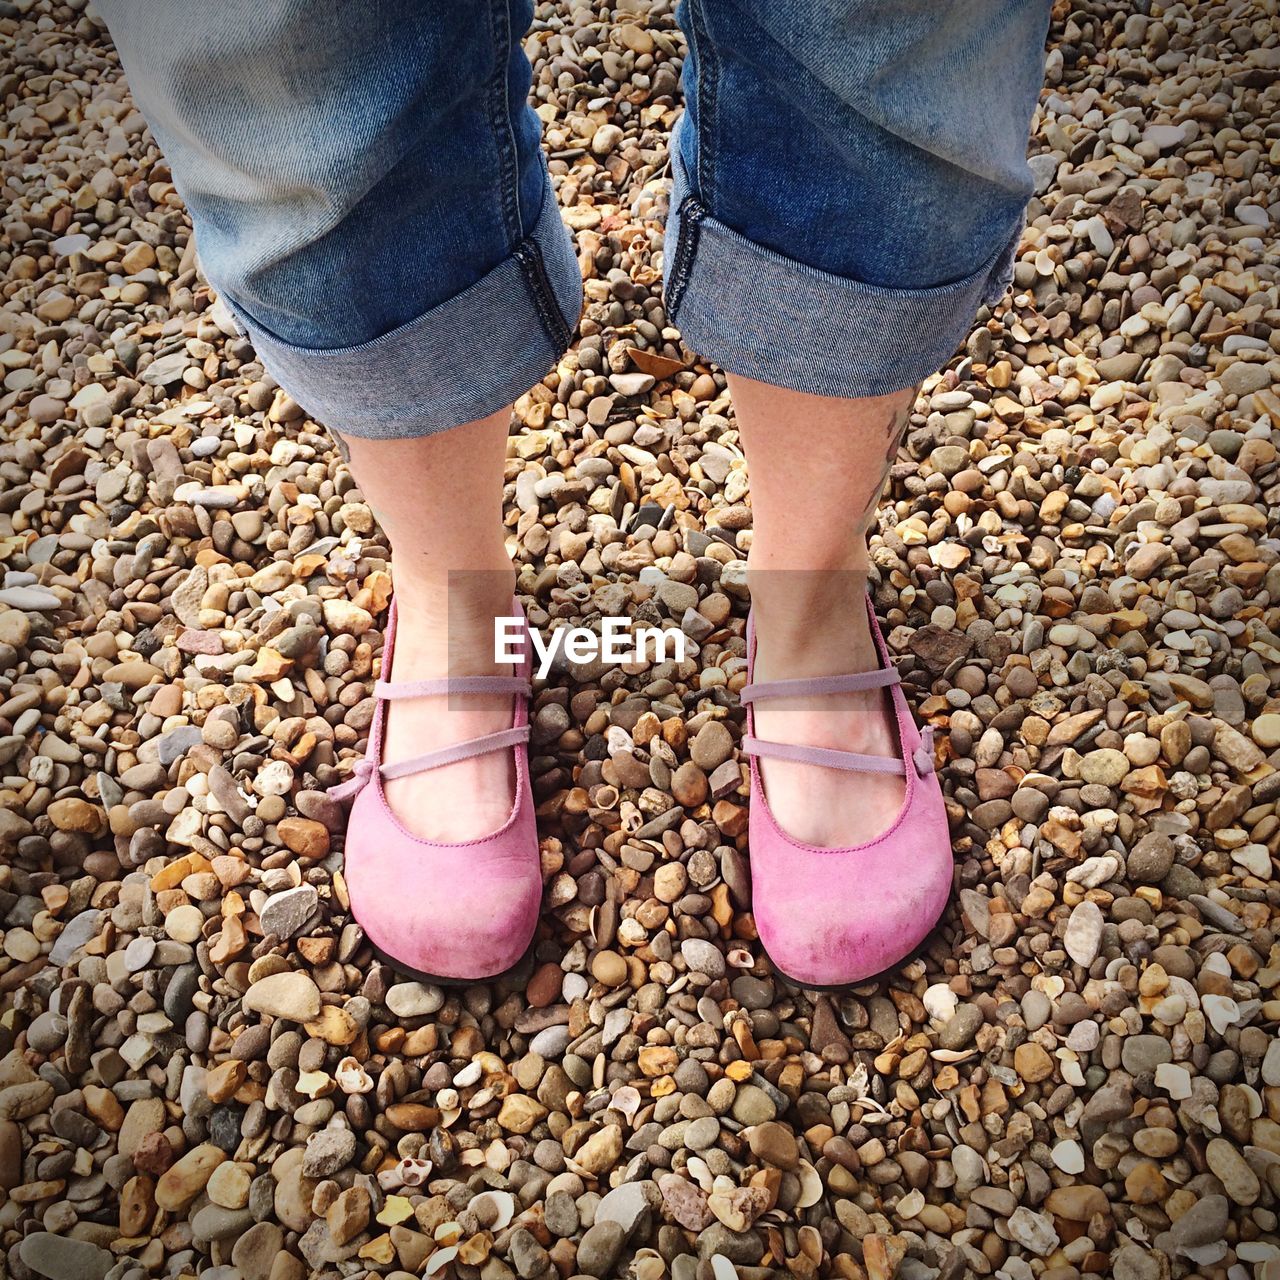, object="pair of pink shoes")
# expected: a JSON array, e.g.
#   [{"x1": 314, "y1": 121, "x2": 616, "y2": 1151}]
[{"x1": 333, "y1": 596, "x2": 952, "y2": 988}]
